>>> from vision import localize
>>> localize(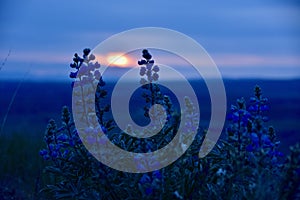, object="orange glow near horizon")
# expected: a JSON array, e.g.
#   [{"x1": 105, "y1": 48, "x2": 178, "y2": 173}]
[
  {"x1": 95, "y1": 52, "x2": 135, "y2": 68},
  {"x1": 107, "y1": 54, "x2": 128, "y2": 67}
]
